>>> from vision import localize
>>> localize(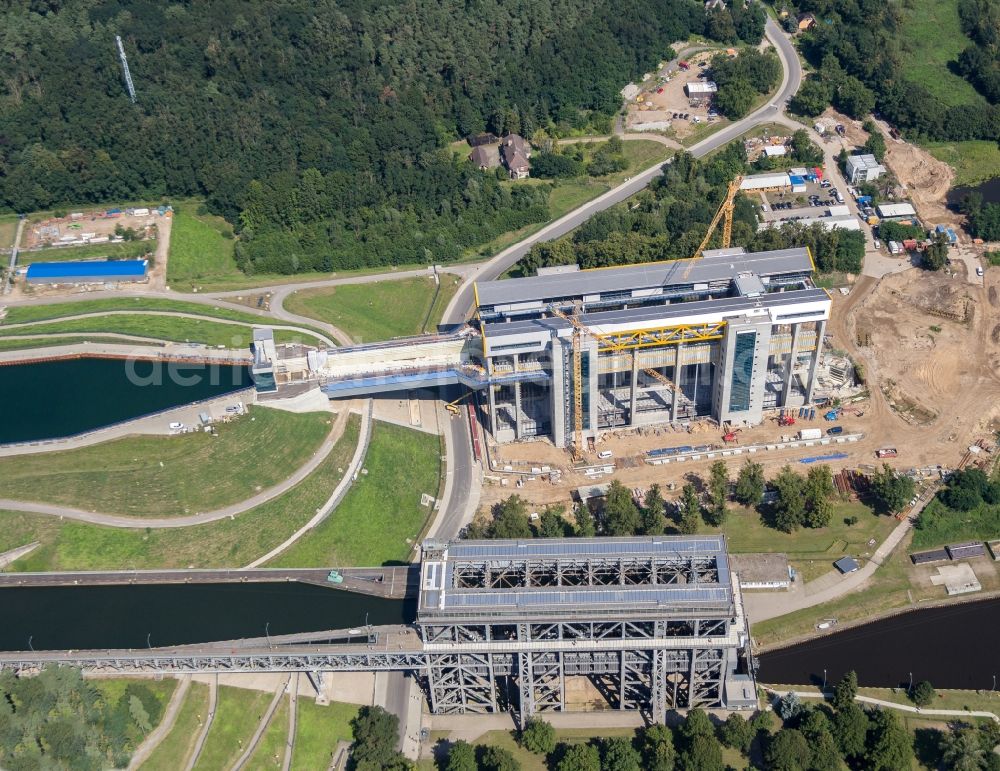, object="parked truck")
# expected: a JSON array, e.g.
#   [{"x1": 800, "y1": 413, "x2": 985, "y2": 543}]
[
  {"x1": 798, "y1": 428, "x2": 823, "y2": 440},
  {"x1": 876, "y1": 448, "x2": 898, "y2": 458}
]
